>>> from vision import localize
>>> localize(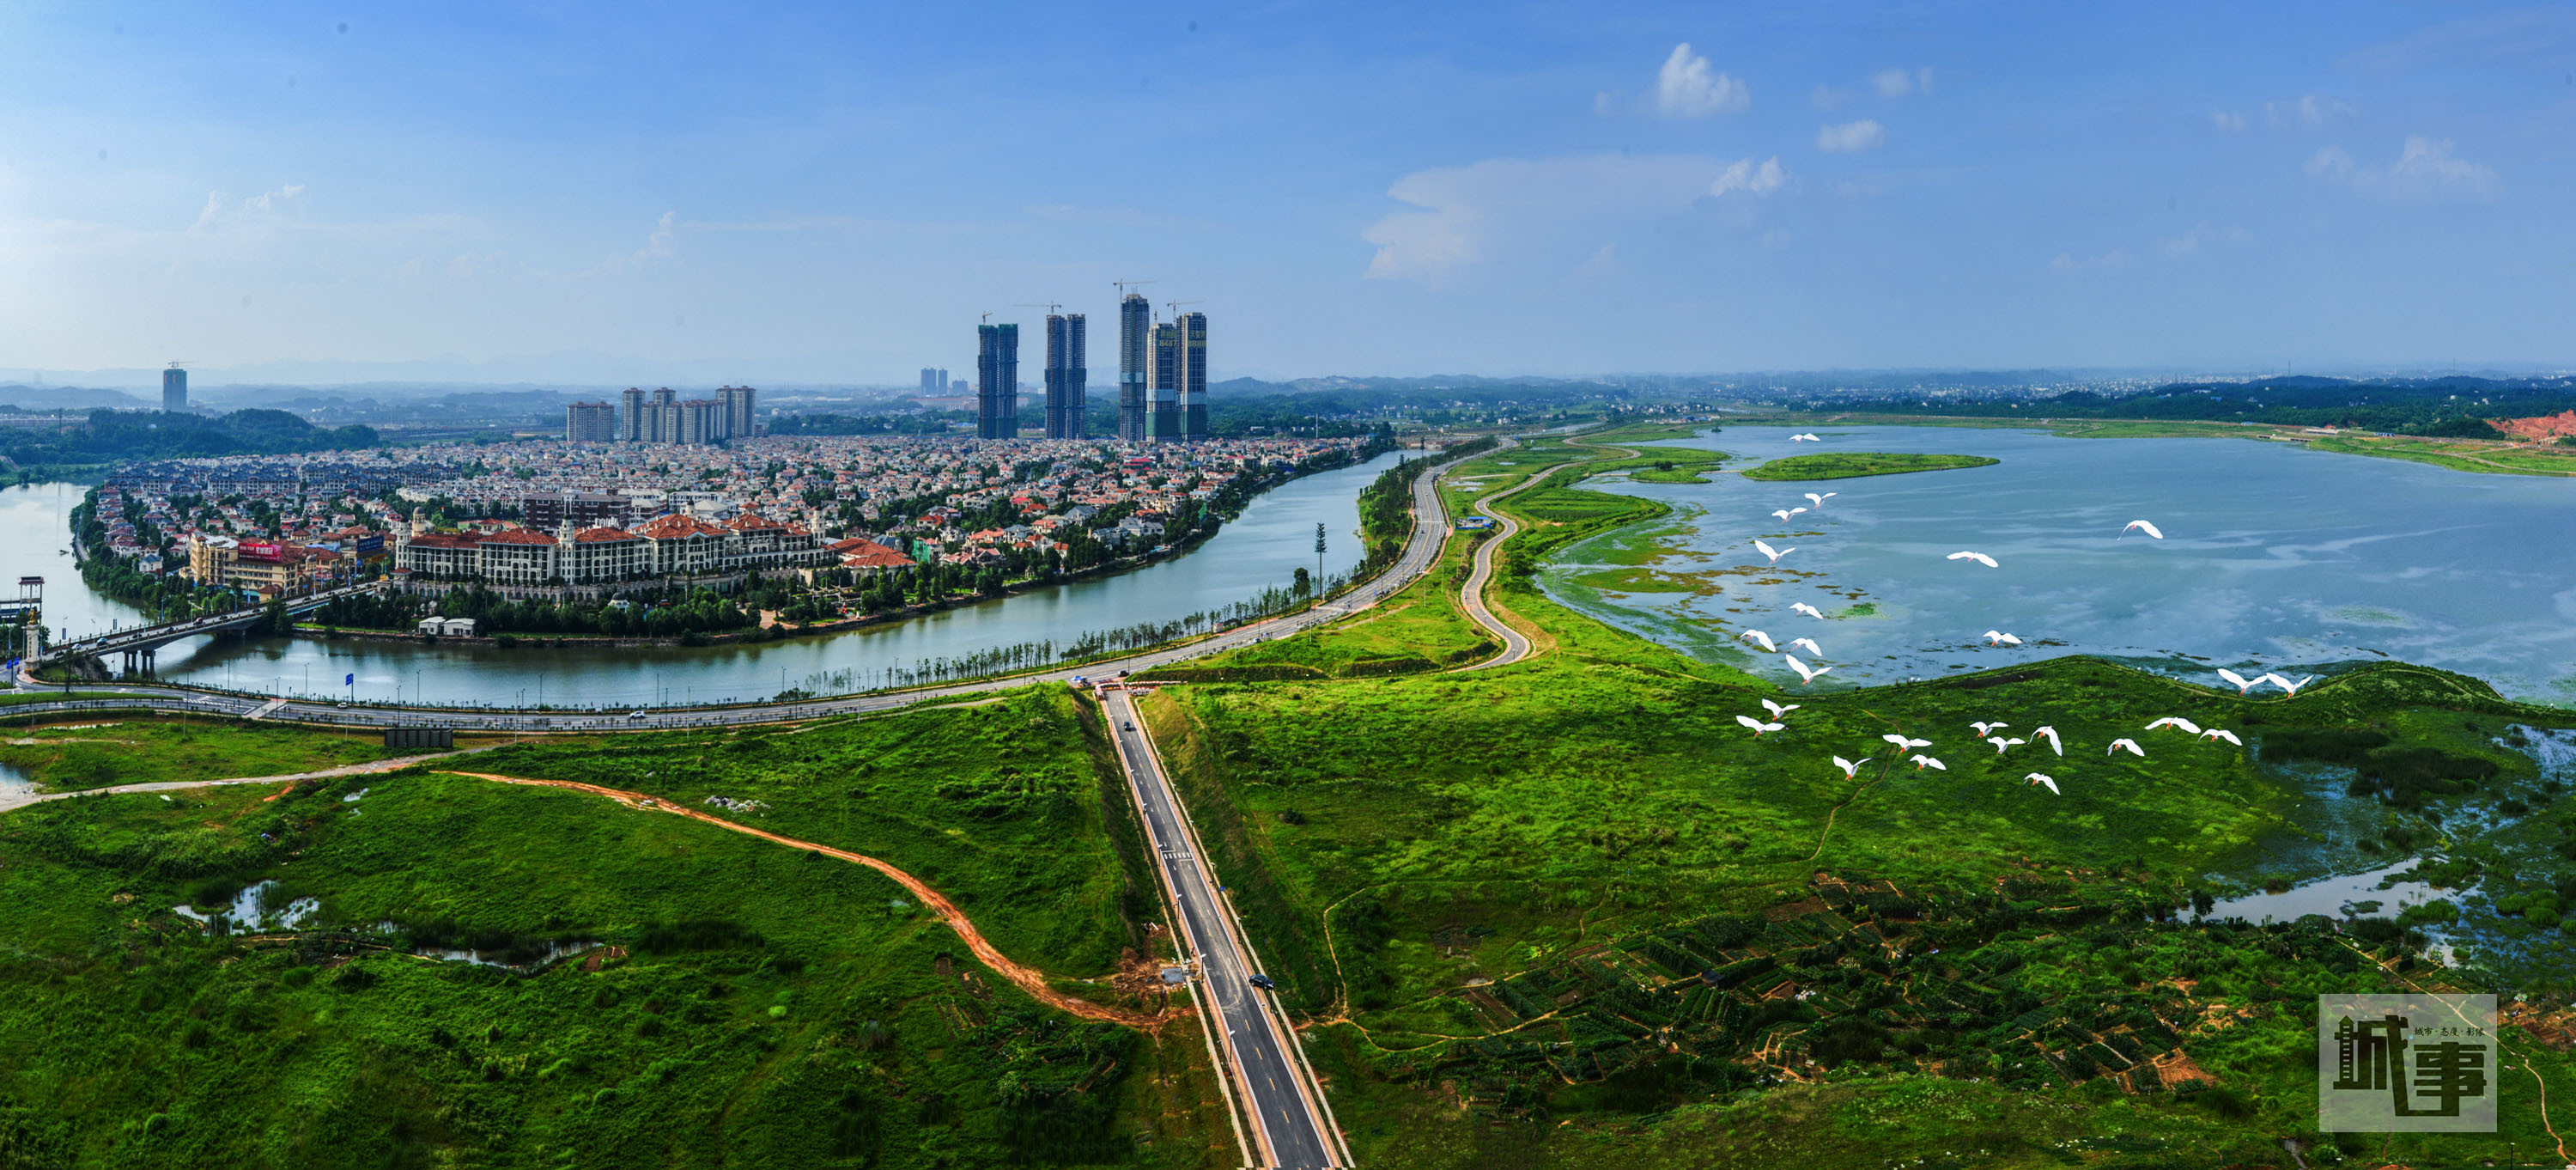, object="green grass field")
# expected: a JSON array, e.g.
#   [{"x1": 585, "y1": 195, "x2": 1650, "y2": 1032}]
[
  {"x1": 1741, "y1": 451, "x2": 2001, "y2": 481},
  {"x1": 0, "y1": 716, "x2": 398, "y2": 790},
  {"x1": 0, "y1": 689, "x2": 1235, "y2": 1168}
]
